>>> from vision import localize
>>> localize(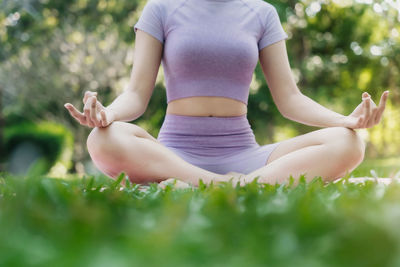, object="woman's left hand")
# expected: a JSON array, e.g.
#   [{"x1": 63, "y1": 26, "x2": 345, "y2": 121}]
[{"x1": 343, "y1": 91, "x2": 389, "y2": 129}]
